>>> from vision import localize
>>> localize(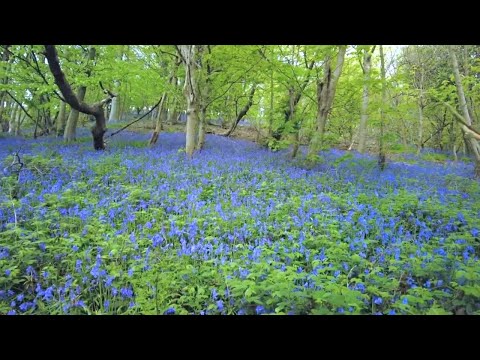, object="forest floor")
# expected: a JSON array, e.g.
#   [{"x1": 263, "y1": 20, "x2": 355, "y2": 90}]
[{"x1": 1, "y1": 129, "x2": 479, "y2": 315}]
